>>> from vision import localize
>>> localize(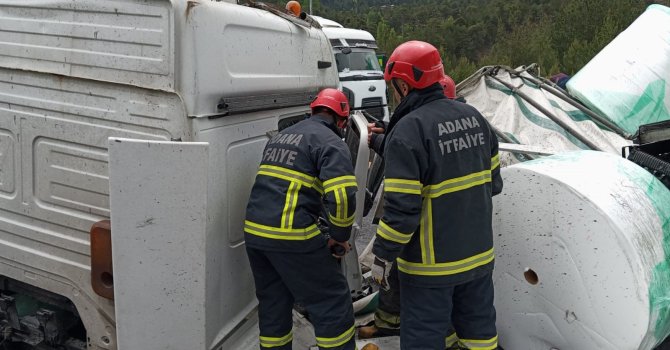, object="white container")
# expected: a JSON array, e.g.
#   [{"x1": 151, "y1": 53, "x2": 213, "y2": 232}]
[{"x1": 493, "y1": 151, "x2": 670, "y2": 349}]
